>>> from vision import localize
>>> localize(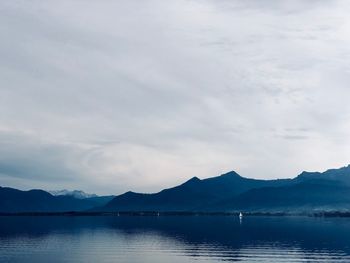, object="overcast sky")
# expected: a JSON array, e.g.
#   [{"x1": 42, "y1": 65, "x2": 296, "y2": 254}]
[{"x1": 1, "y1": 0, "x2": 350, "y2": 195}]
